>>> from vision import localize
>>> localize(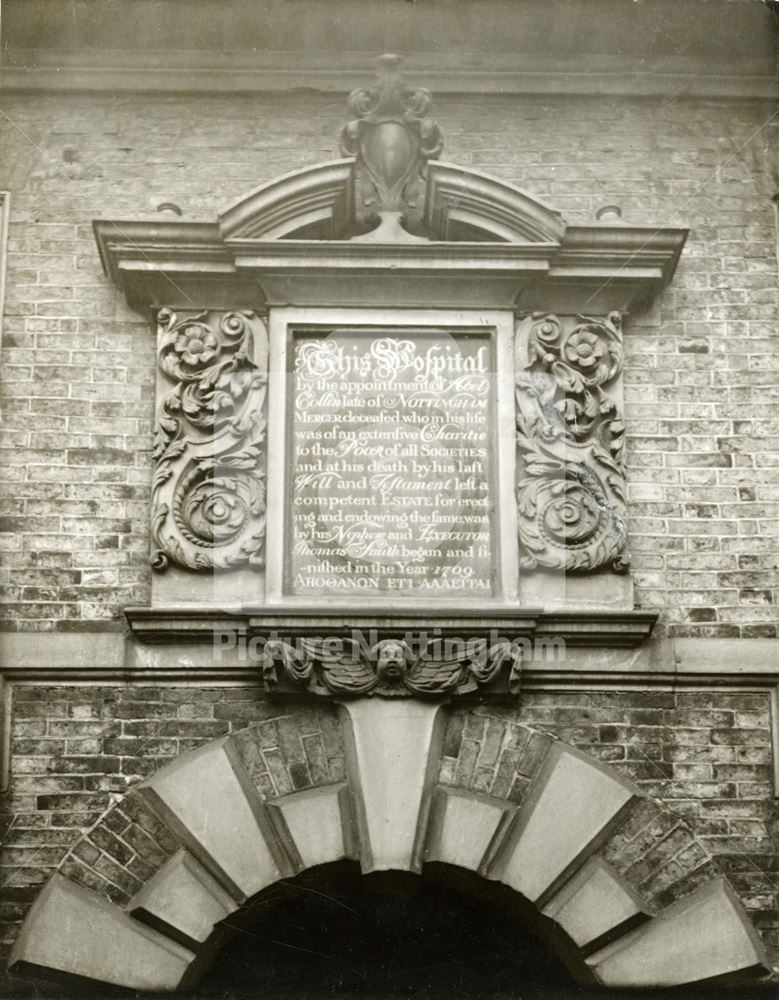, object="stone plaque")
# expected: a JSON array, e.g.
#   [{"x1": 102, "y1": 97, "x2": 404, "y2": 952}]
[{"x1": 285, "y1": 328, "x2": 496, "y2": 597}]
